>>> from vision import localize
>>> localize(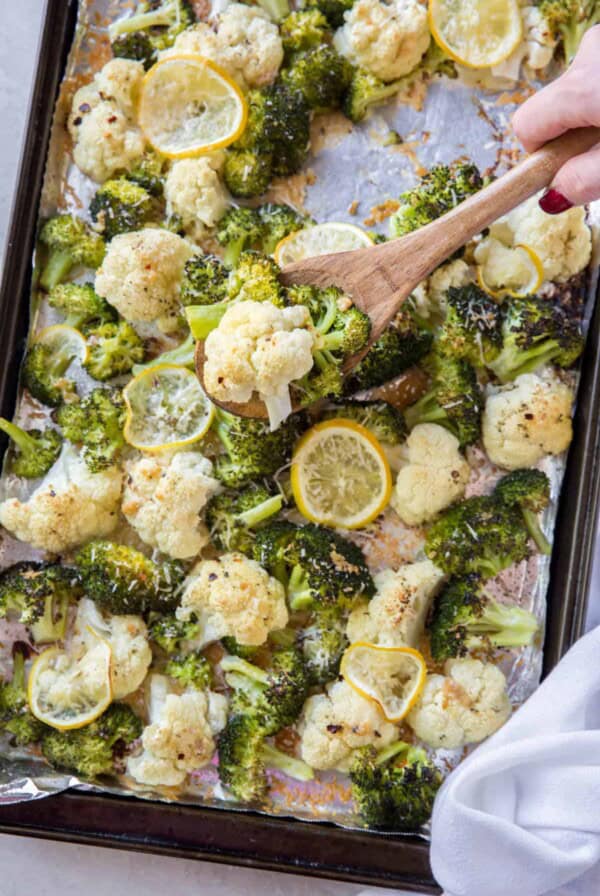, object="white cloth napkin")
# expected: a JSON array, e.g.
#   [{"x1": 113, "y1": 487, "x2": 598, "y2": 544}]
[{"x1": 430, "y1": 626, "x2": 600, "y2": 896}]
